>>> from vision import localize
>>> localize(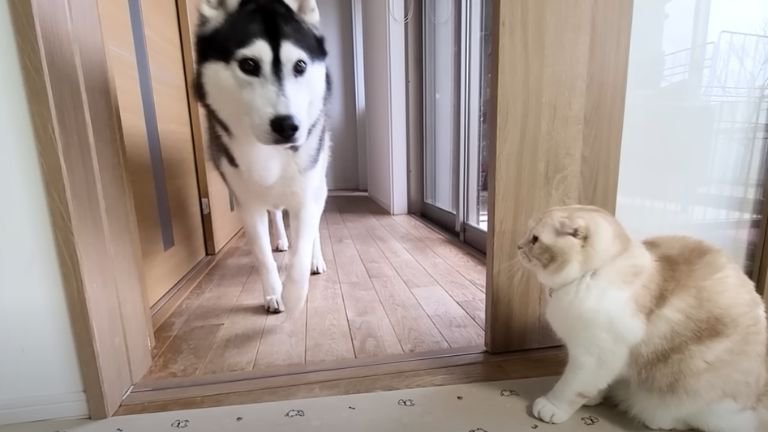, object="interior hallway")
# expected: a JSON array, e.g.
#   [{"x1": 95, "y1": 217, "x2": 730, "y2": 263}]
[{"x1": 147, "y1": 196, "x2": 487, "y2": 380}]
